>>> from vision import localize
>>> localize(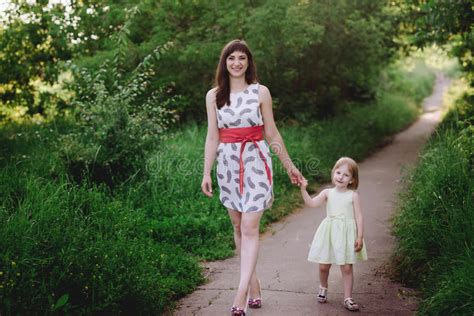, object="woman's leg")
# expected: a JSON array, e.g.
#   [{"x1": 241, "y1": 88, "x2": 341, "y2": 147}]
[
  {"x1": 232, "y1": 210, "x2": 264, "y2": 308},
  {"x1": 319, "y1": 264, "x2": 331, "y2": 288},
  {"x1": 227, "y1": 210, "x2": 261, "y2": 301},
  {"x1": 339, "y1": 264, "x2": 354, "y2": 298},
  {"x1": 227, "y1": 209, "x2": 242, "y2": 253}
]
